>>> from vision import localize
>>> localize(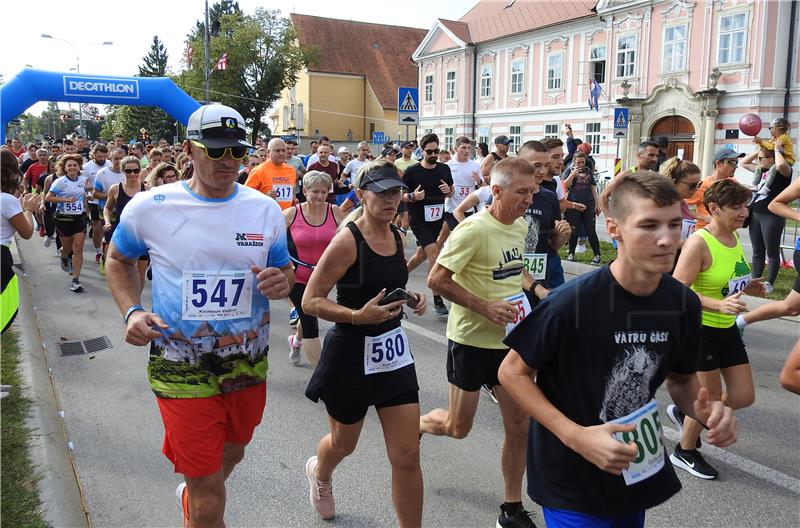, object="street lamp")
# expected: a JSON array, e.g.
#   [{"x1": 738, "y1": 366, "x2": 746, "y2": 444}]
[{"x1": 41, "y1": 34, "x2": 113, "y2": 136}]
